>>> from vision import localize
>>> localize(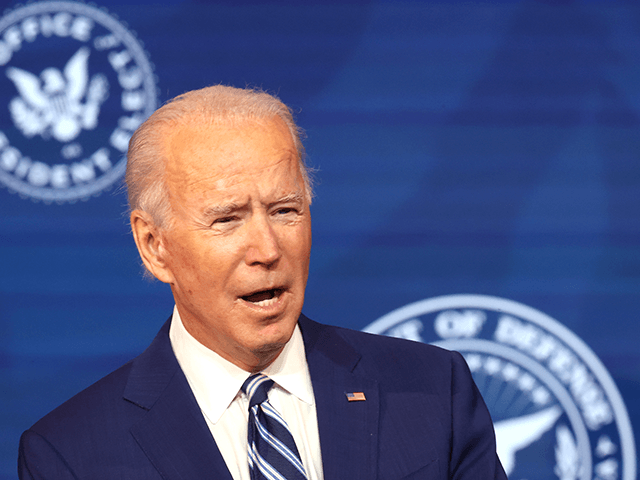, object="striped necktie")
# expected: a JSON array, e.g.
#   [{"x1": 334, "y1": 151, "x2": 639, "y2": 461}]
[{"x1": 242, "y1": 373, "x2": 309, "y2": 480}]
